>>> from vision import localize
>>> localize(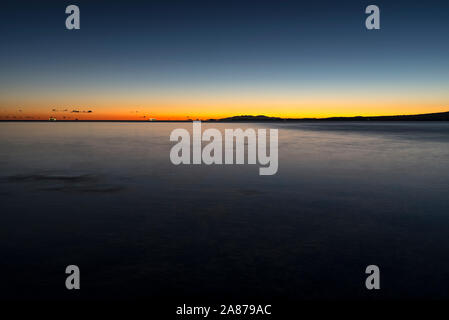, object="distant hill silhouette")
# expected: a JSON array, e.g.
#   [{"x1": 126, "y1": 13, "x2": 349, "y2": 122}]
[{"x1": 212, "y1": 111, "x2": 449, "y2": 122}]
